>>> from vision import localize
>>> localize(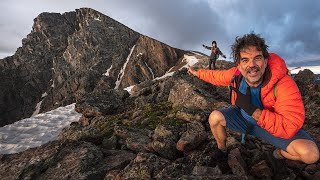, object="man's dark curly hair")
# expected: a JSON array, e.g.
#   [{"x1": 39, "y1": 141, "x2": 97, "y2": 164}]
[{"x1": 231, "y1": 32, "x2": 269, "y2": 64}]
